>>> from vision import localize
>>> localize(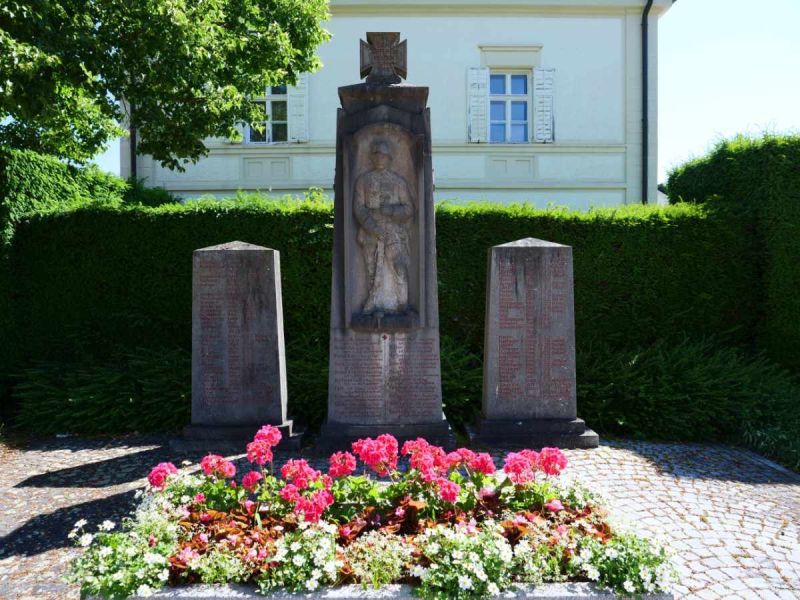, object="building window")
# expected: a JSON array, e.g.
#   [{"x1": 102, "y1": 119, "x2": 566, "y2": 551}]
[
  {"x1": 489, "y1": 72, "x2": 530, "y2": 143},
  {"x1": 247, "y1": 85, "x2": 288, "y2": 143}
]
